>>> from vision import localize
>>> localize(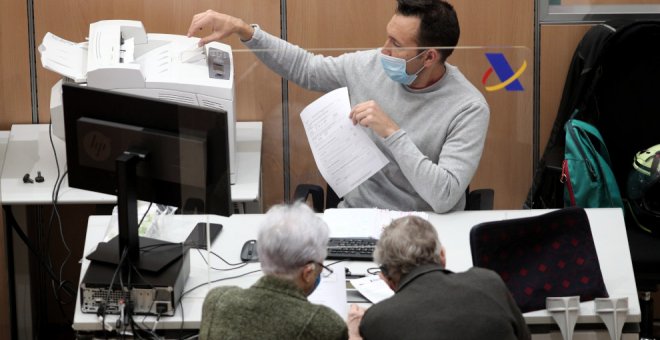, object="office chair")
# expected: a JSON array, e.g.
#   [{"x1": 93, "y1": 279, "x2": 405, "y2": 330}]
[
  {"x1": 292, "y1": 183, "x2": 494, "y2": 212},
  {"x1": 470, "y1": 207, "x2": 609, "y2": 313}
]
